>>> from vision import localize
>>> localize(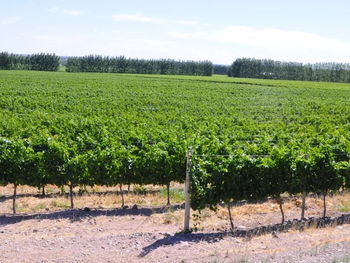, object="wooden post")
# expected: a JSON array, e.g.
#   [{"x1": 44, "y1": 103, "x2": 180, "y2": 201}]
[
  {"x1": 301, "y1": 191, "x2": 307, "y2": 220},
  {"x1": 301, "y1": 153, "x2": 308, "y2": 220},
  {"x1": 13, "y1": 183, "x2": 17, "y2": 214},
  {"x1": 70, "y1": 184, "x2": 74, "y2": 209},
  {"x1": 184, "y1": 148, "x2": 192, "y2": 232}
]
